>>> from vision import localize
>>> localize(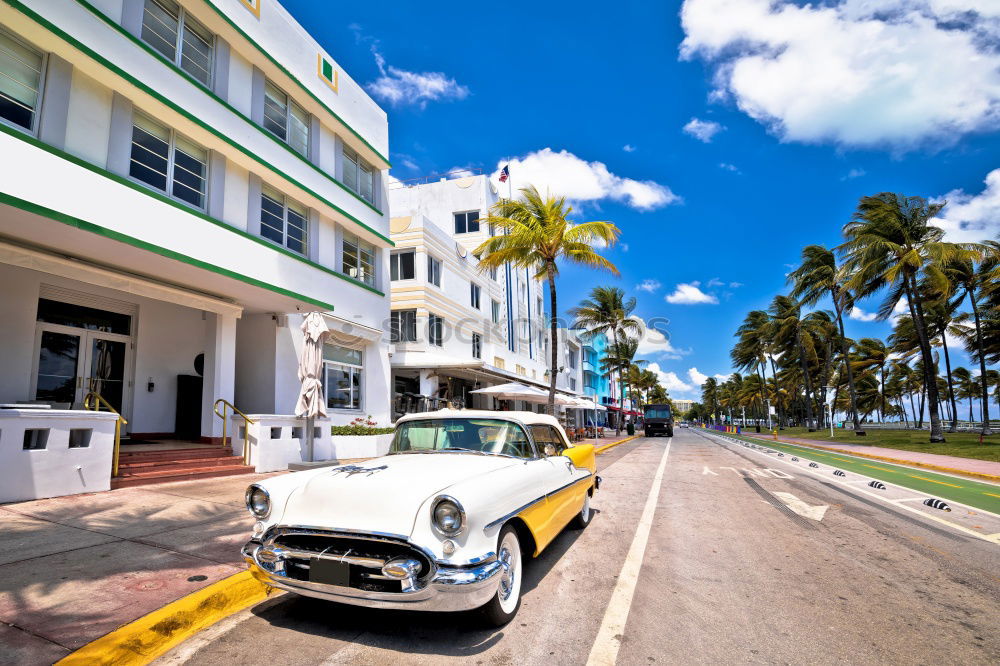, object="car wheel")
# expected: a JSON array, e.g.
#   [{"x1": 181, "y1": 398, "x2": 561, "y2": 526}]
[
  {"x1": 479, "y1": 525, "x2": 522, "y2": 626},
  {"x1": 571, "y1": 491, "x2": 593, "y2": 529},
  {"x1": 667, "y1": 429, "x2": 674, "y2": 437}
]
